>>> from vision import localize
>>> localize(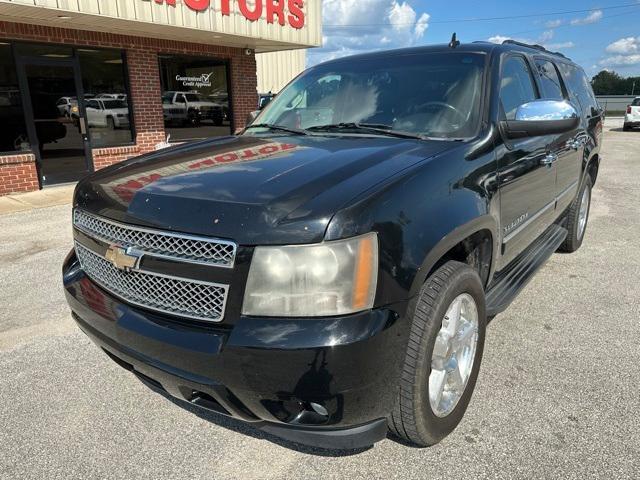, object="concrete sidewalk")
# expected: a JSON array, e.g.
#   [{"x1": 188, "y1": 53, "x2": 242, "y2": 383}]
[{"x1": 0, "y1": 184, "x2": 75, "y2": 215}]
